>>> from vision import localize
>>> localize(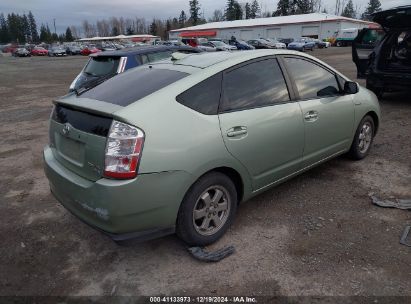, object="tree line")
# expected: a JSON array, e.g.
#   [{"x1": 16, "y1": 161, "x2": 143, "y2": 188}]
[
  {"x1": 0, "y1": 0, "x2": 382, "y2": 43},
  {"x1": 0, "y1": 11, "x2": 75, "y2": 44}
]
